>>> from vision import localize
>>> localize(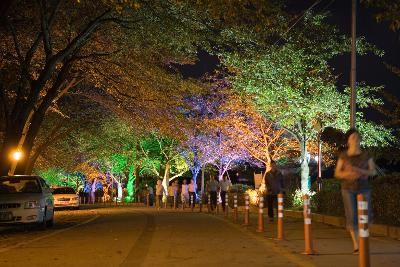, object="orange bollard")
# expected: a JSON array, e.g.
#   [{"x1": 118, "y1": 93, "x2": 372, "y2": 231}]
[
  {"x1": 225, "y1": 193, "x2": 229, "y2": 217},
  {"x1": 243, "y1": 194, "x2": 250, "y2": 226},
  {"x1": 233, "y1": 194, "x2": 238, "y2": 222},
  {"x1": 357, "y1": 194, "x2": 370, "y2": 267},
  {"x1": 256, "y1": 195, "x2": 264, "y2": 232},
  {"x1": 303, "y1": 194, "x2": 315, "y2": 255},
  {"x1": 277, "y1": 193, "x2": 284, "y2": 240}
]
